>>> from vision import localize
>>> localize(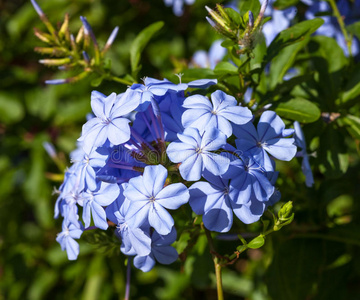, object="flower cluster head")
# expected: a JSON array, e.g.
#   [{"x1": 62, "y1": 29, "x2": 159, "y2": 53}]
[{"x1": 54, "y1": 76, "x2": 296, "y2": 271}]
